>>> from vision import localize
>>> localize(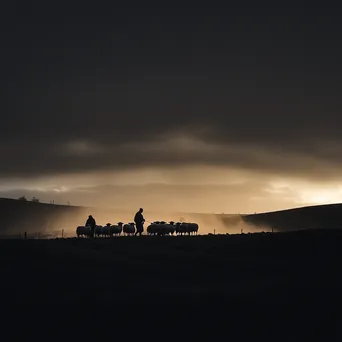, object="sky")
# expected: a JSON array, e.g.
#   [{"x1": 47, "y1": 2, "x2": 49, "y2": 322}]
[{"x1": 2, "y1": 3, "x2": 342, "y2": 214}]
